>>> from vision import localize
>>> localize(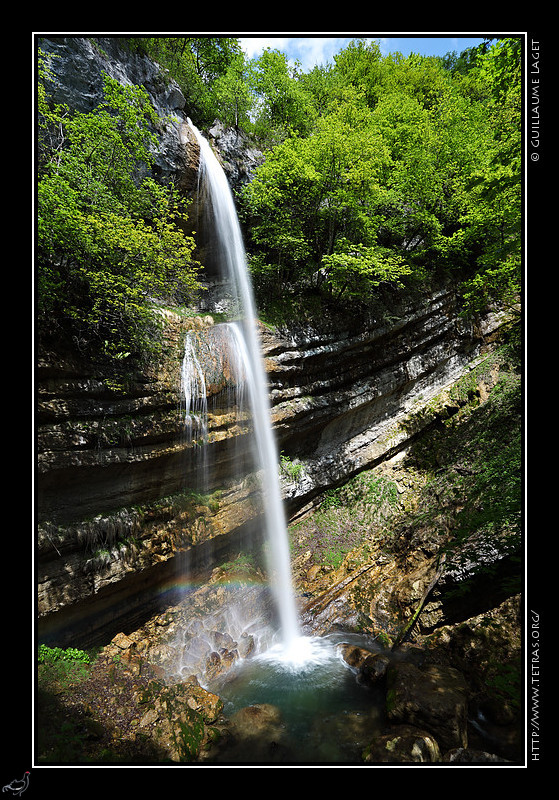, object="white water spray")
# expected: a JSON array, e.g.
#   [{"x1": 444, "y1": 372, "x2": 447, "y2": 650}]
[
  {"x1": 181, "y1": 331, "x2": 209, "y2": 489},
  {"x1": 187, "y1": 120, "x2": 301, "y2": 654}
]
